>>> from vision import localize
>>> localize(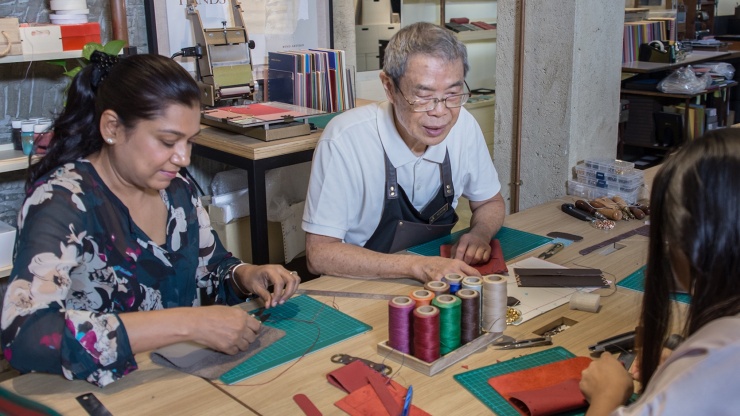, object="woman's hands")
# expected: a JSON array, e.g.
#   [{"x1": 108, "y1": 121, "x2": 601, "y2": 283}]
[
  {"x1": 235, "y1": 263, "x2": 301, "y2": 308},
  {"x1": 580, "y1": 352, "x2": 635, "y2": 415},
  {"x1": 189, "y1": 305, "x2": 262, "y2": 355}
]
